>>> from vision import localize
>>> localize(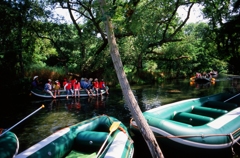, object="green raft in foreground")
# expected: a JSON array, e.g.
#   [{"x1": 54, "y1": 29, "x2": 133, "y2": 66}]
[
  {"x1": 0, "y1": 130, "x2": 19, "y2": 158},
  {"x1": 16, "y1": 115, "x2": 134, "y2": 158},
  {"x1": 130, "y1": 92, "x2": 240, "y2": 156}
]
